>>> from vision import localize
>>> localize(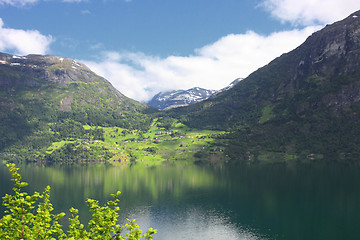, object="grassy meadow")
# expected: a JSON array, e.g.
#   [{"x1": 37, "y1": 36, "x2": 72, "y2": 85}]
[{"x1": 45, "y1": 118, "x2": 227, "y2": 166}]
